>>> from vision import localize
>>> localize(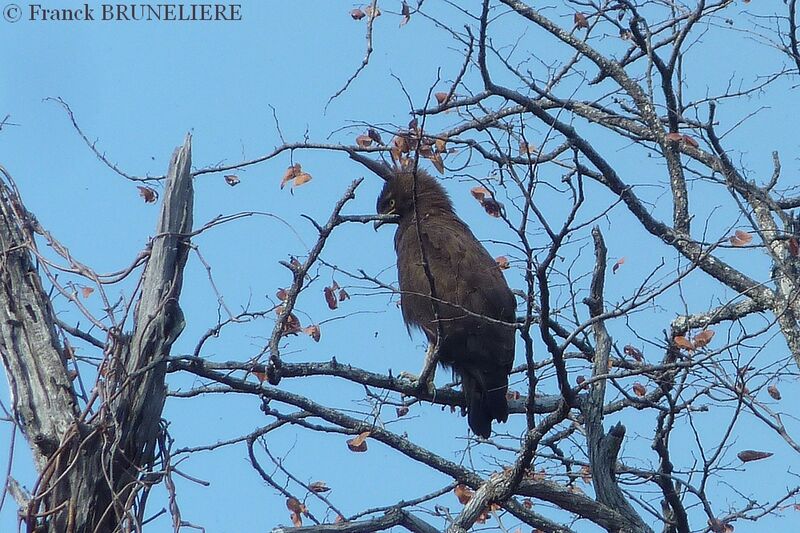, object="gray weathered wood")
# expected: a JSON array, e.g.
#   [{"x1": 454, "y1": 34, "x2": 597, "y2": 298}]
[
  {"x1": 112, "y1": 134, "x2": 193, "y2": 469},
  {"x1": 0, "y1": 135, "x2": 193, "y2": 532},
  {"x1": 0, "y1": 168, "x2": 81, "y2": 519},
  {"x1": 584, "y1": 227, "x2": 653, "y2": 533}
]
